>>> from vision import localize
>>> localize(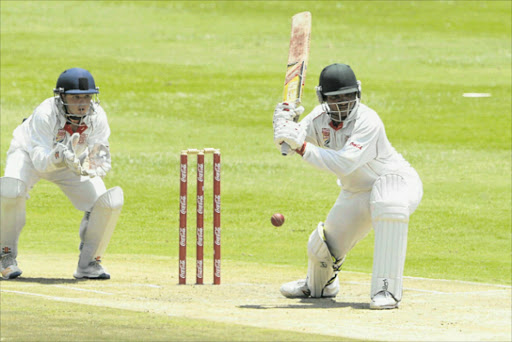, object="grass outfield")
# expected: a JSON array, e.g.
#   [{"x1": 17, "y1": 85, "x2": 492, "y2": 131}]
[{"x1": 1, "y1": 1, "x2": 511, "y2": 340}]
